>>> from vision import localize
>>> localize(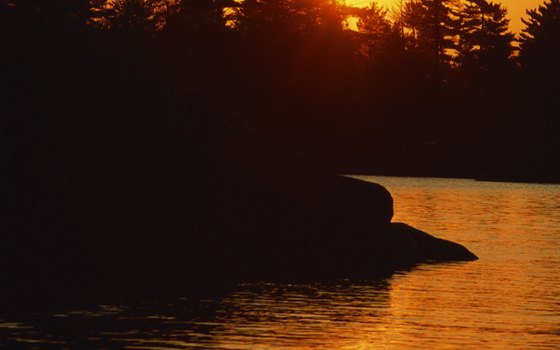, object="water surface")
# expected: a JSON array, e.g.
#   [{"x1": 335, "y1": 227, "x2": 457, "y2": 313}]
[{"x1": 2, "y1": 176, "x2": 559, "y2": 349}]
